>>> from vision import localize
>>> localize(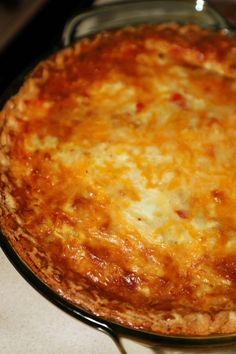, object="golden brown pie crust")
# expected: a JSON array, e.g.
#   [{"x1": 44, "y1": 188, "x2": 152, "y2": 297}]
[{"x1": 2, "y1": 24, "x2": 236, "y2": 335}]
